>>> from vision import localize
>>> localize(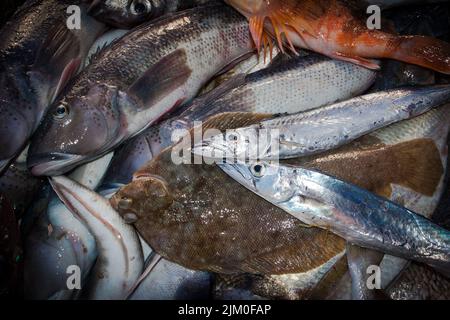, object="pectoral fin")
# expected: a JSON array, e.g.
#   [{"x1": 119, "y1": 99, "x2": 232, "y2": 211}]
[{"x1": 127, "y1": 49, "x2": 192, "y2": 109}]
